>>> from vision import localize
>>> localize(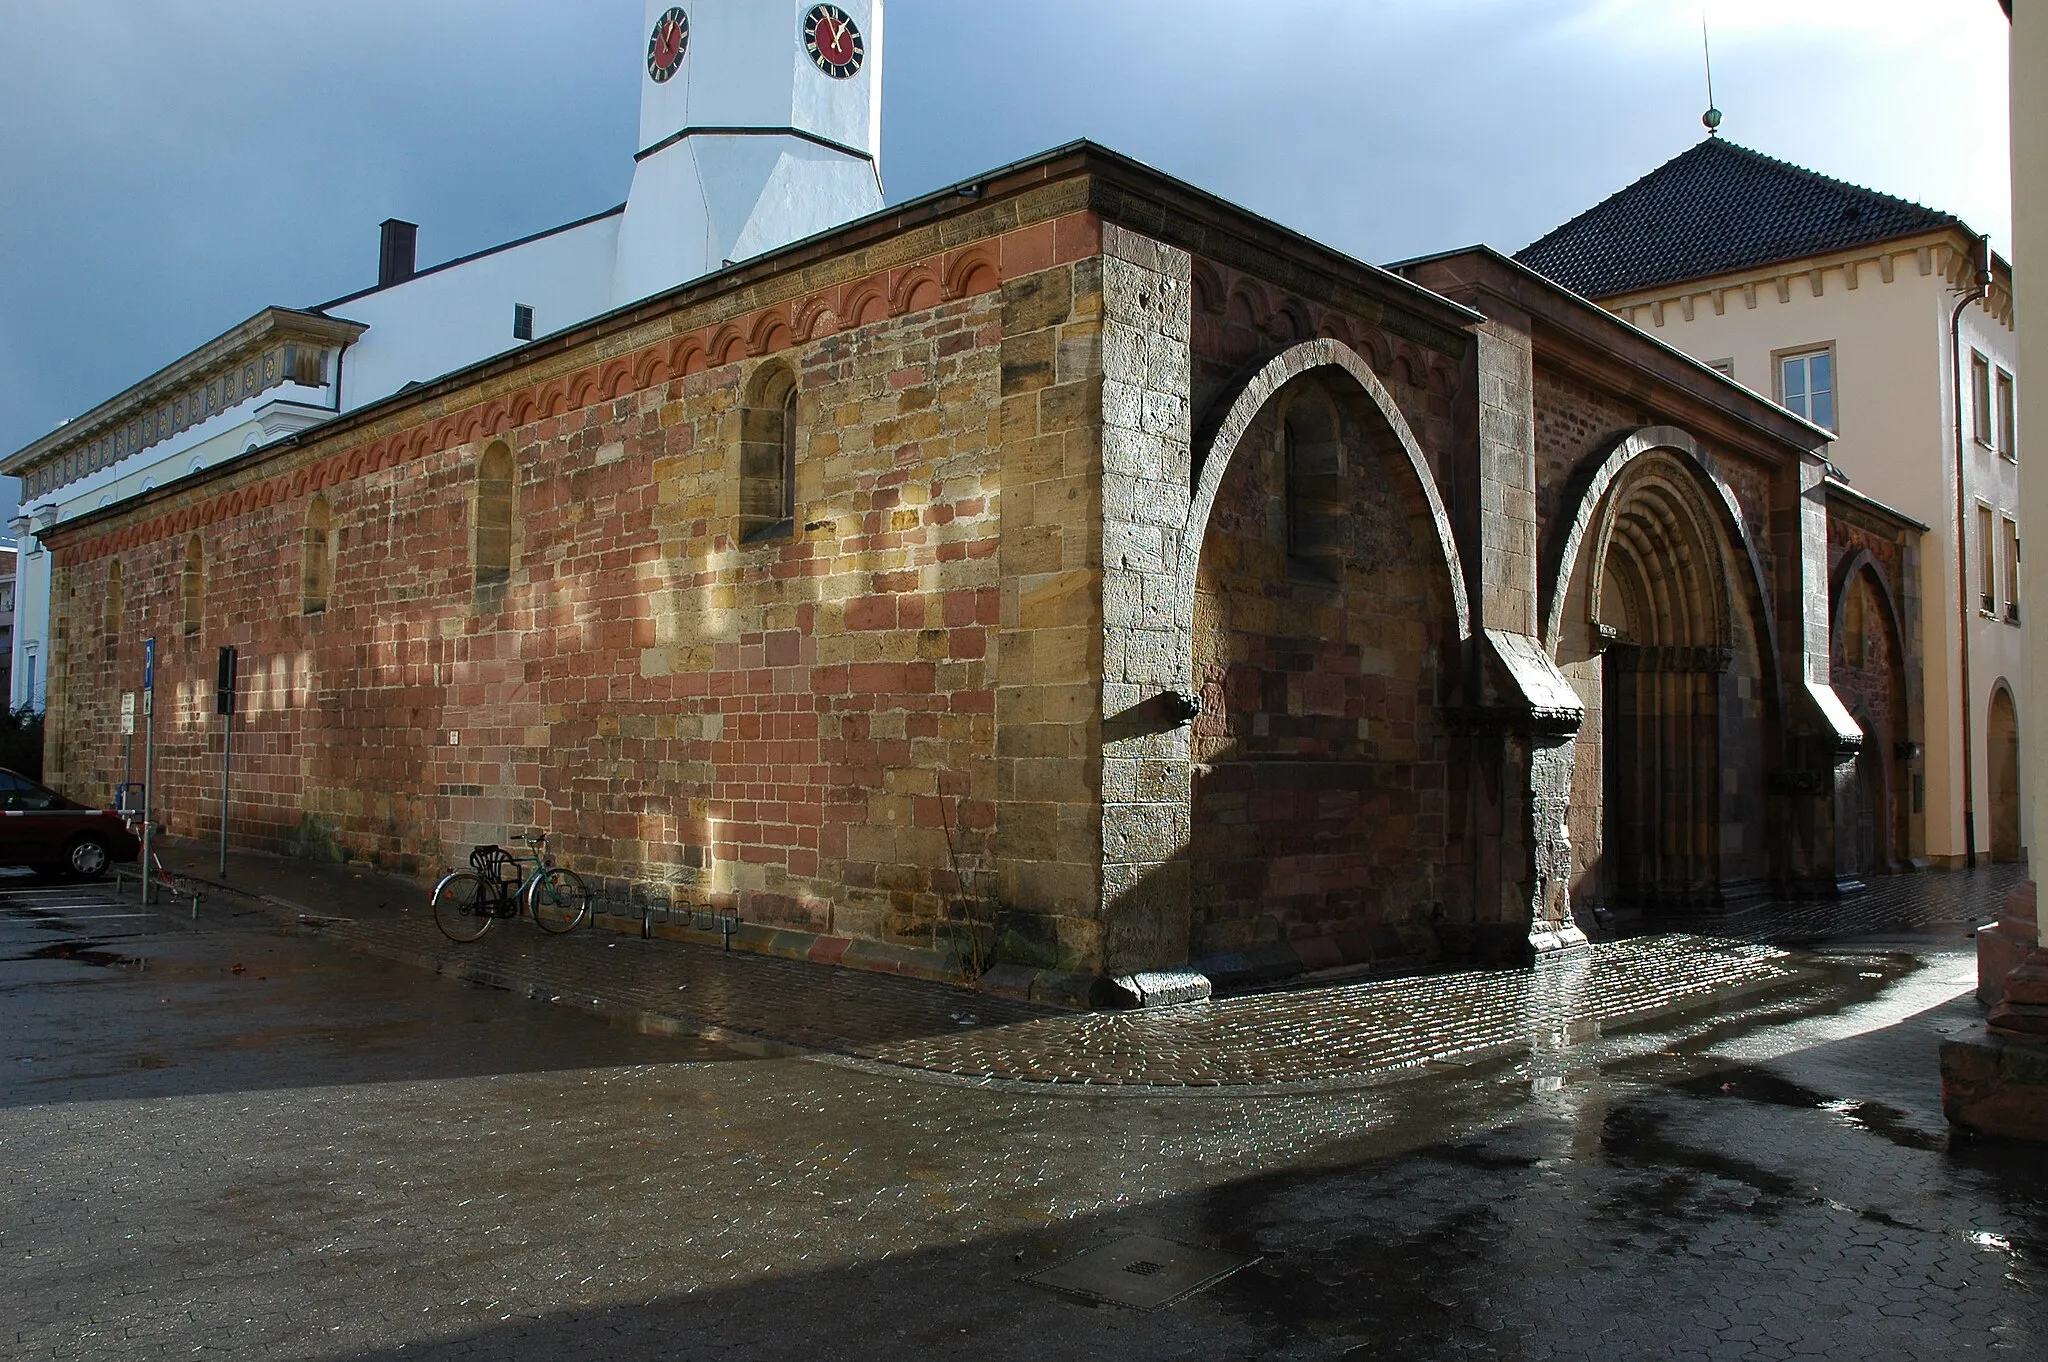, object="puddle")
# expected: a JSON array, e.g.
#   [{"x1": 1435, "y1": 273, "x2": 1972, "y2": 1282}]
[
  {"x1": 8, "y1": 941, "x2": 144, "y2": 971},
  {"x1": 1677, "y1": 1066, "x2": 1947, "y2": 1152}
]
